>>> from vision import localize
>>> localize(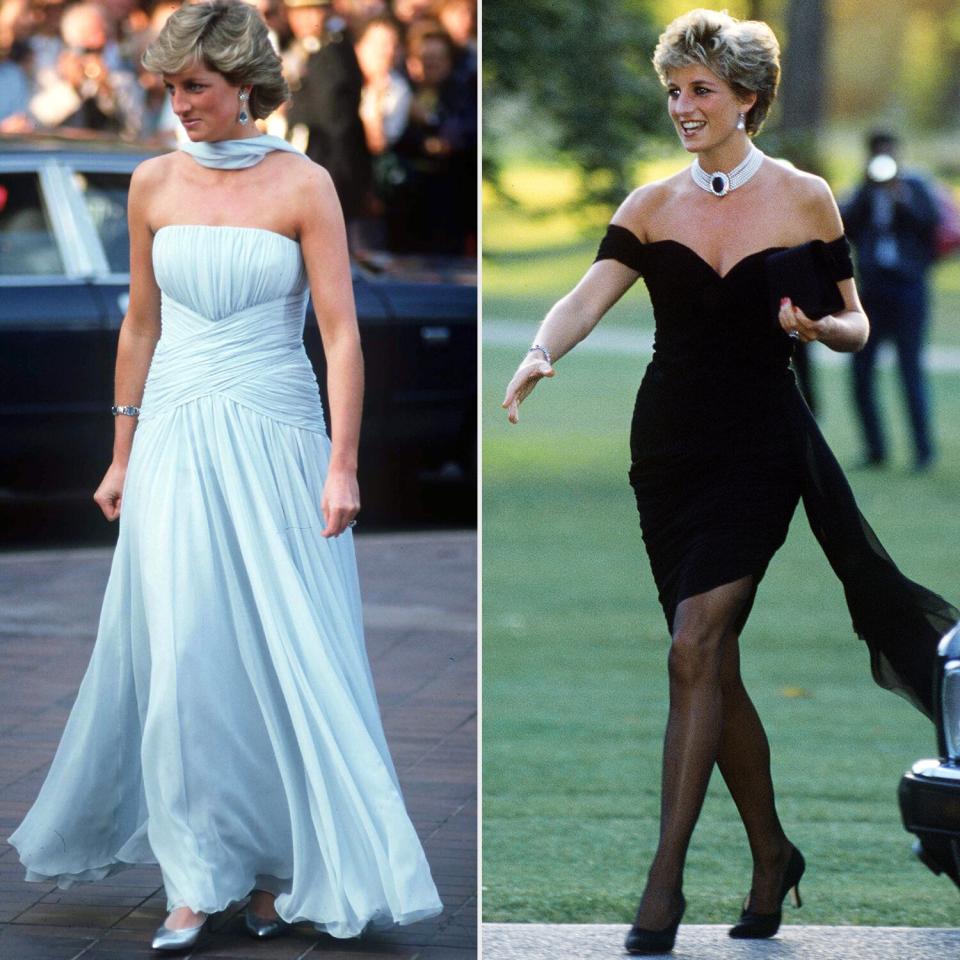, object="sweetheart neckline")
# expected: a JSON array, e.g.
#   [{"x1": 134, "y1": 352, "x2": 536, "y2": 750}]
[
  {"x1": 154, "y1": 224, "x2": 300, "y2": 247},
  {"x1": 642, "y1": 238, "x2": 785, "y2": 280}
]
